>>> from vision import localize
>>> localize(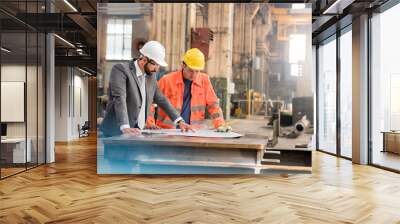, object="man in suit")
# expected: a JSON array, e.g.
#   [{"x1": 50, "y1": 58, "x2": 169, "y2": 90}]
[{"x1": 100, "y1": 41, "x2": 193, "y2": 137}]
